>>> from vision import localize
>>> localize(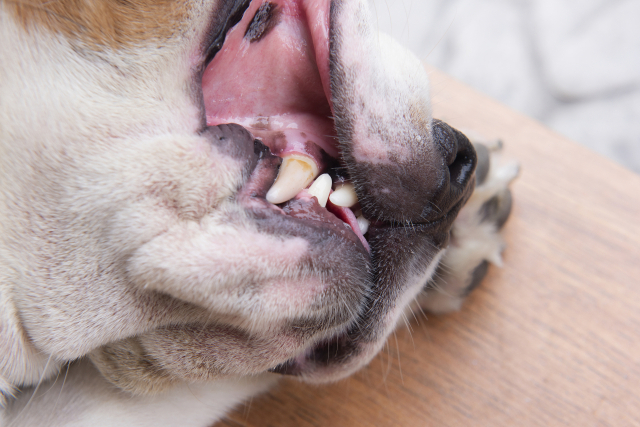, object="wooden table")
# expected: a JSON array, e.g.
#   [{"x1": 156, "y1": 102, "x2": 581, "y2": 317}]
[{"x1": 218, "y1": 69, "x2": 640, "y2": 426}]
